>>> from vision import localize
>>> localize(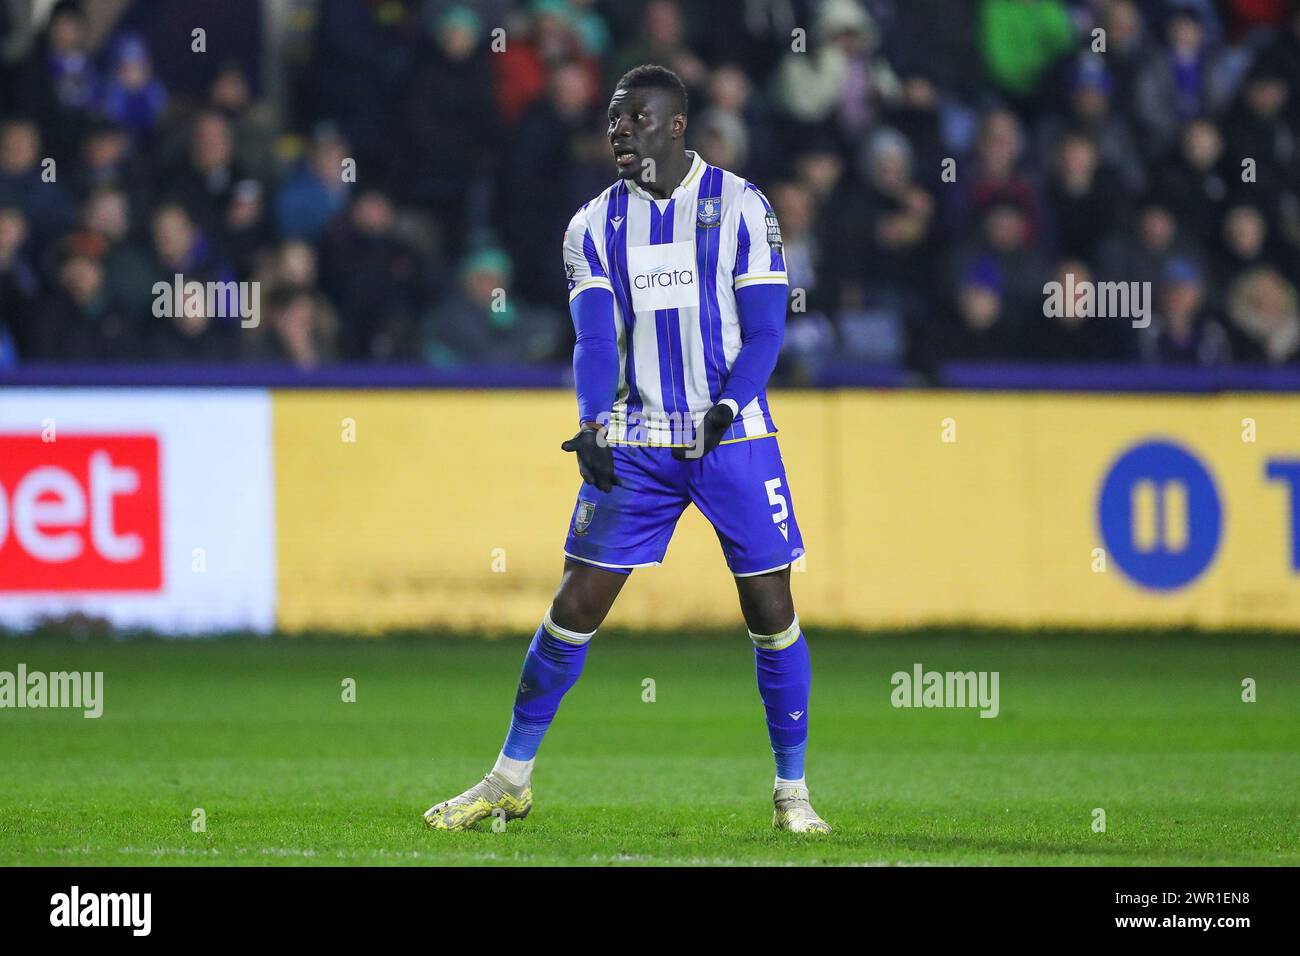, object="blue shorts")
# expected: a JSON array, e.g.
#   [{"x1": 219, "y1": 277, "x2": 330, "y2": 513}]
[{"x1": 563, "y1": 436, "x2": 805, "y2": 576}]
